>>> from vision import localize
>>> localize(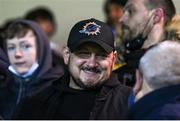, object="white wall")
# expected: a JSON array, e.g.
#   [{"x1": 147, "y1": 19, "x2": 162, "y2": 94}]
[
  {"x1": 0, "y1": 0, "x2": 179, "y2": 48},
  {"x1": 0, "y1": 0, "x2": 105, "y2": 48}
]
